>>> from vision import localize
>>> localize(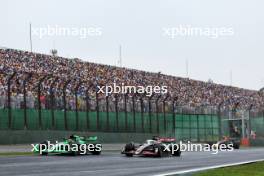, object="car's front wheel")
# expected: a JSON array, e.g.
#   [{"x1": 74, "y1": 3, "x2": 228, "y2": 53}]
[
  {"x1": 39, "y1": 141, "x2": 48, "y2": 156},
  {"x1": 125, "y1": 153, "x2": 133, "y2": 157},
  {"x1": 154, "y1": 145, "x2": 164, "y2": 157},
  {"x1": 125, "y1": 143, "x2": 135, "y2": 151}
]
